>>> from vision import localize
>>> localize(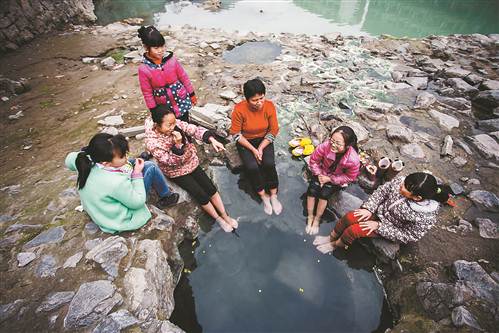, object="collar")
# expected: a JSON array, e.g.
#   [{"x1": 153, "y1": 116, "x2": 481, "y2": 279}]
[
  {"x1": 408, "y1": 199, "x2": 439, "y2": 213},
  {"x1": 142, "y1": 51, "x2": 174, "y2": 69}
]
